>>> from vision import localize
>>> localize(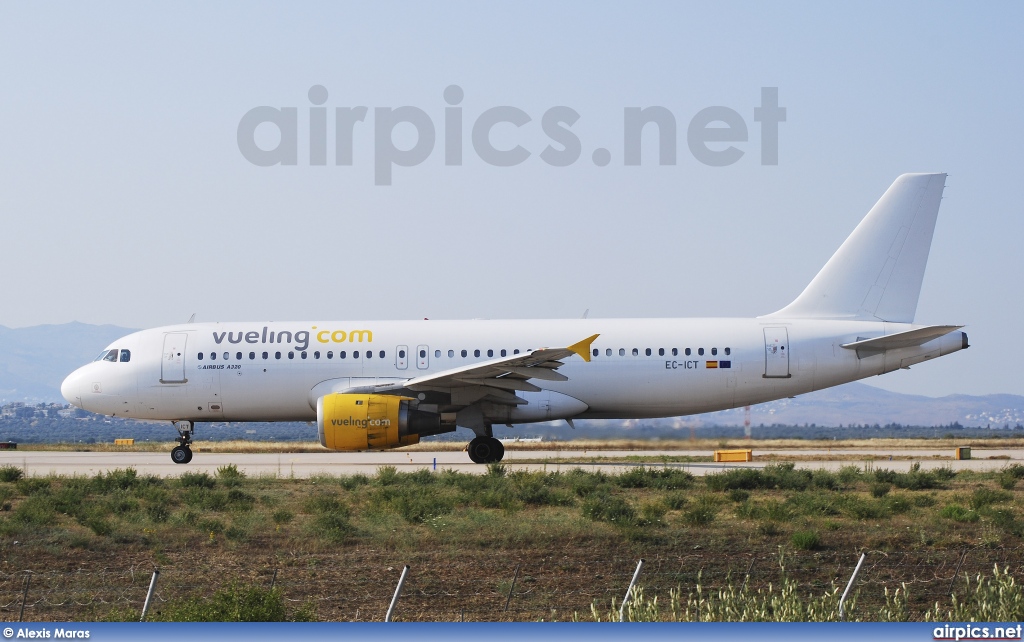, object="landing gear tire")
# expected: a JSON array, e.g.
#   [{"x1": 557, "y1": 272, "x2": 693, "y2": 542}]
[
  {"x1": 468, "y1": 436, "x2": 505, "y2": 464},
  {"x1": 171, "y1": 445, "x2": 192, "y2": 464},
  {"x1": 171, "y1": 420, "x2": 195, "y2": 464}
]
